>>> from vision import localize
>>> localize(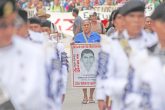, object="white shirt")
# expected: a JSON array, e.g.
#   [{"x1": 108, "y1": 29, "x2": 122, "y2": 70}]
[{"x1": 0, "y1": 37, "x2": 47, "y2": 110}]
